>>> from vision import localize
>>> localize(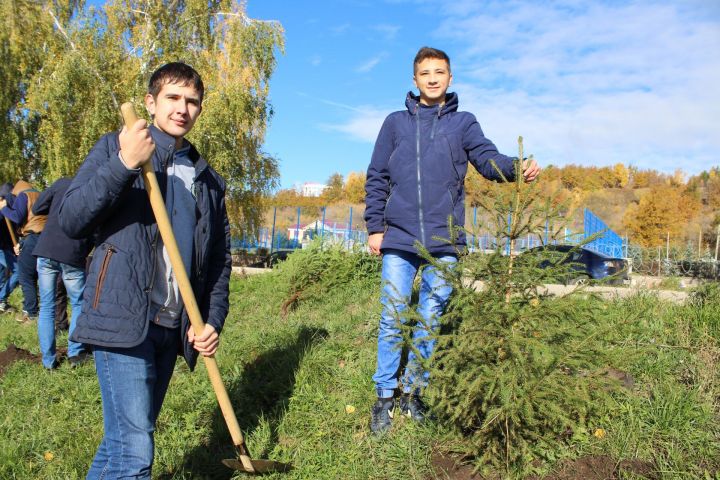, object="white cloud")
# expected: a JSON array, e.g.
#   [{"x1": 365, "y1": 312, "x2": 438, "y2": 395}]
[
  {"x1": 330, "y1": 23, "x2": 351, "y2": 35},
  {"x1": 309, "y1": 54, "x2": 322, "y2": 66},
  {"x1": 355, "y1": 52, "x2": 389, "y2": 73},
  {"x1": 373, "y1": 23, "x2": 401, "y2": 40},
  {"x1": 317, "y1": 100, "x2": 391, "y2": 143},
  {"x1": 432, "y1": 0, "x2": 720, "y2": 174}
]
